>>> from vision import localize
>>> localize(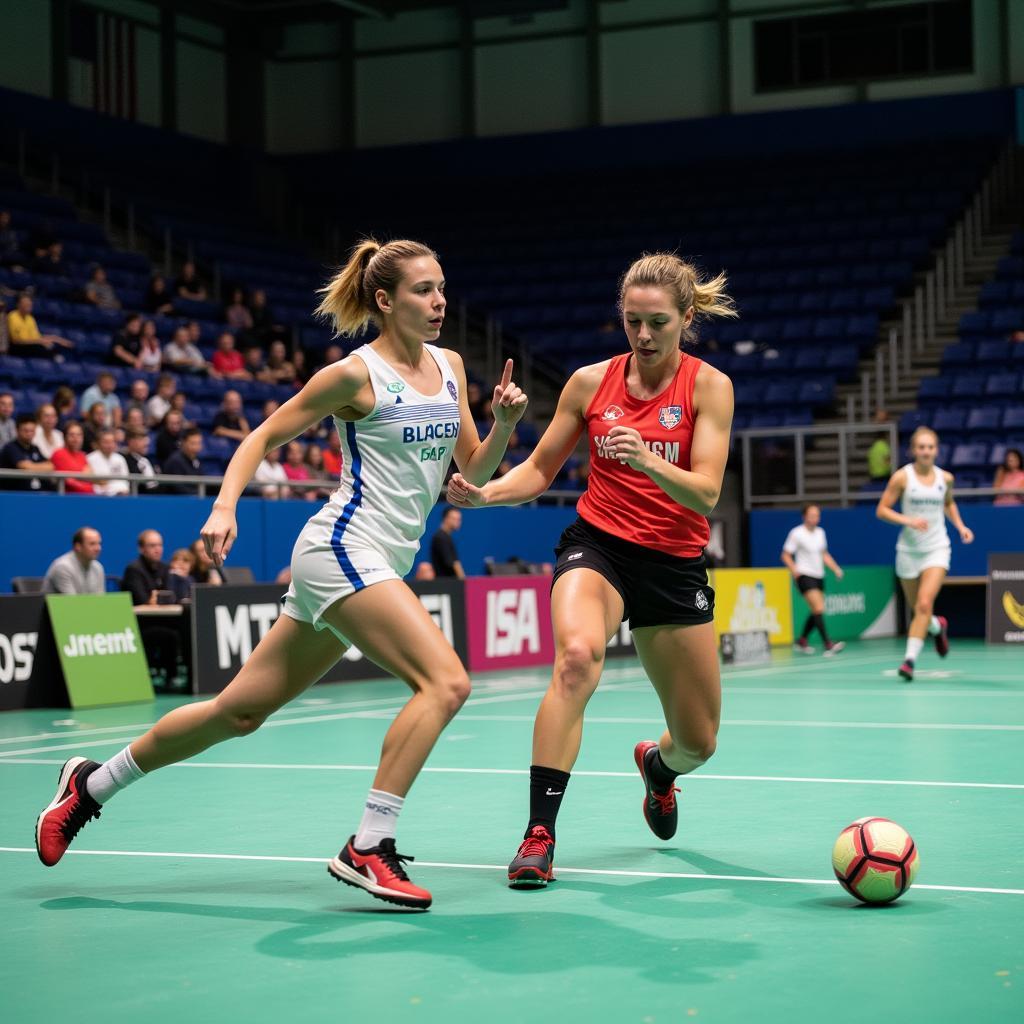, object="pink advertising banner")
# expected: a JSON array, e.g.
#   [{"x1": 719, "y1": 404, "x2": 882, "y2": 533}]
[{"x1": 464, "y1": 576, "x2": 555, "y2": 672}]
